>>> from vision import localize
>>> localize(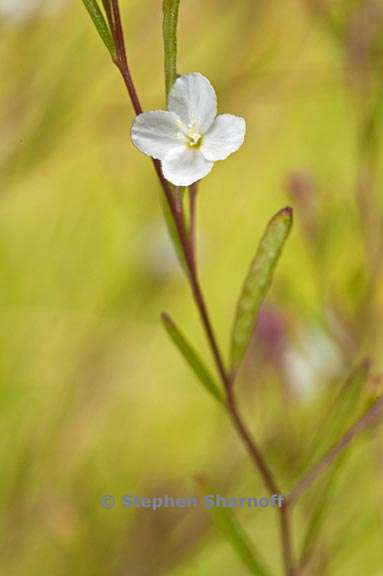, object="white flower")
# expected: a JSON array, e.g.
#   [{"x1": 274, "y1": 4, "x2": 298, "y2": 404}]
[{"x1": 131, "y1": 73, "x2": 246, "y2": 187}]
